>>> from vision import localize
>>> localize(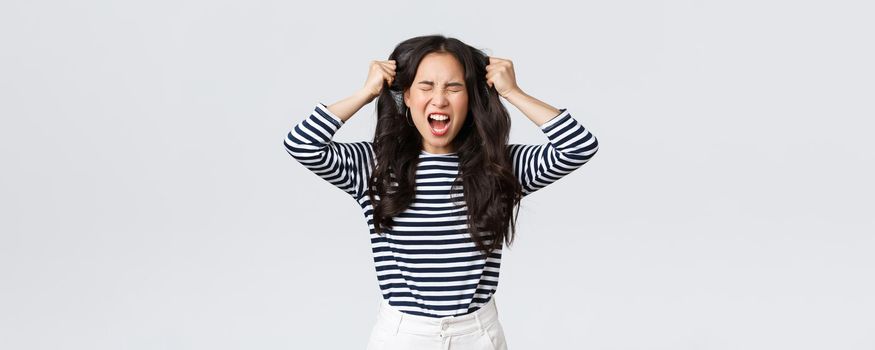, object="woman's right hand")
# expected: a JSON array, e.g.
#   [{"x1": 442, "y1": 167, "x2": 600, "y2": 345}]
[{"x1": 362, "y1": 59, "x2": 396, "y2": 101}]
